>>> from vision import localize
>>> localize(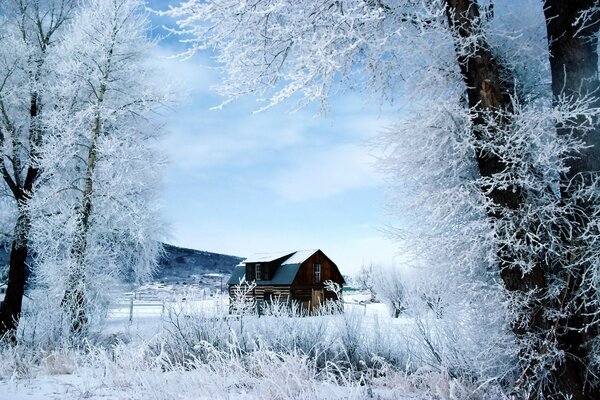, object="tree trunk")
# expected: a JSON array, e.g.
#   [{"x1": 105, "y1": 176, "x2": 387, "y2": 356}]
[
  {"x1": 0, "y1": 0, "x2": 74, "y2": 341},
  {"x1": 61, "y1": 119, "x2": 99, "y2": 336},
  {"x1": 542, "y1": 2, "x2": 600, "y2": 399},
  {"x1": 0, "y1": 207, "x2": 29, "y2": 341},
  {"x1": 443, "y1": 0, "x2": 547, "y2": 296},
  {"x1": 544, "y1": 1, "x2": 600, "y2": 179},
  {"x1": 61, "y1": 81, "x2": 105, "y2": 336},
  {"x1": 443, "y1": 1, "x2": 592, "y2": 398},
  {"x1": 0, "y1": 70, "x2": 41, "y2": 341}
]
